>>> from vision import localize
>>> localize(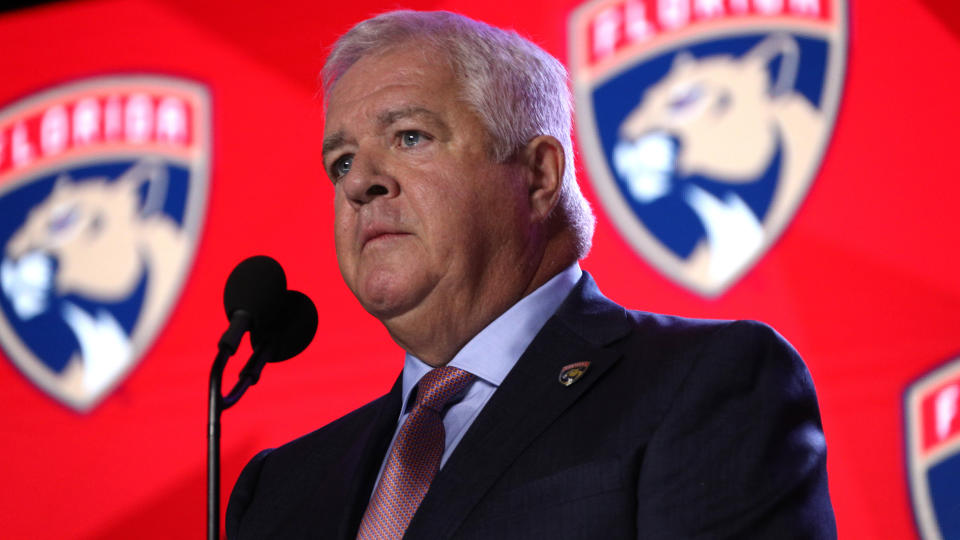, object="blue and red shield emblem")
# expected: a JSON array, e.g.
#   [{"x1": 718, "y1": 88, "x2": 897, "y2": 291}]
[
  {"x1": 570, "y1": 0, "x2": 847, "y2": 295},
  {"x1": 0, "y1": 75, "x2": 210, "y2": 411},
  {"x1": 905, "y1": 355, "x2": 960, "y2": 540}
]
